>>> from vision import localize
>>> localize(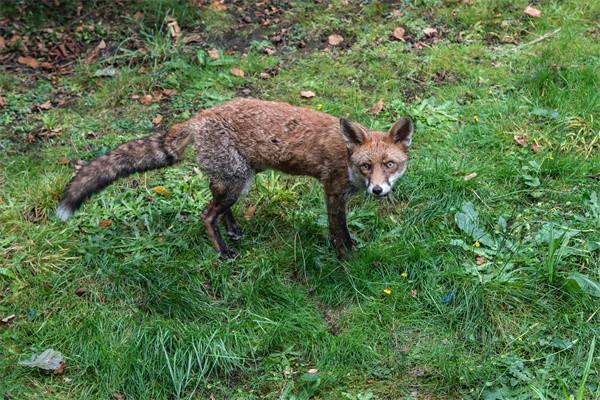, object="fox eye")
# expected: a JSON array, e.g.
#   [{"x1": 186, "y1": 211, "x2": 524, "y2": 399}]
[
  {"x1": 360, "y1": 163, "x2": 372, "y2": 171},
  {"x1": 384, "y1": 161, "x2": 396, "y2": 169}
]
